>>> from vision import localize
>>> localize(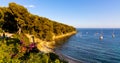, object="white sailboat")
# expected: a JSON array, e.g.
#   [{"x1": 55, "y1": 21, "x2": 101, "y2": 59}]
[
  {"x1": 112, "y1": 29, "x2": 115, "y2": 38},
  {"x1": 99, "y1": 34, "x2": 103, "y2": 40},
  {"x1": 99, "y1": 29, "x2": 103, "y2": 40},
  {"x1": 112, "y1": 32, "x2": 115, "y2": 38}
]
